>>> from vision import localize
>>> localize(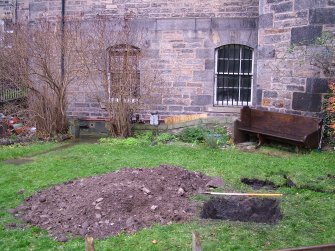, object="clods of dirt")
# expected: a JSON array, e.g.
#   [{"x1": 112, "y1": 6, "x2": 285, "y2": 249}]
[
  {"x1": 4, "y1": 222, "x2": 27, "y2": 230},
  {"x1": 201, "y1": 197, "x2": 282, "y2": 224},
  {"x1": 282, "y1": 174, "x2": 297, "y2": 188},
  {"x1": 12, "y1": 165, "x2": 213, "y2": 240},
  {"x1": 205, "y1": 176, "x2": 225, "y2": 189},
  {"x1": 241, "y1": 178, "x2": 278, "y2": 190}
]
